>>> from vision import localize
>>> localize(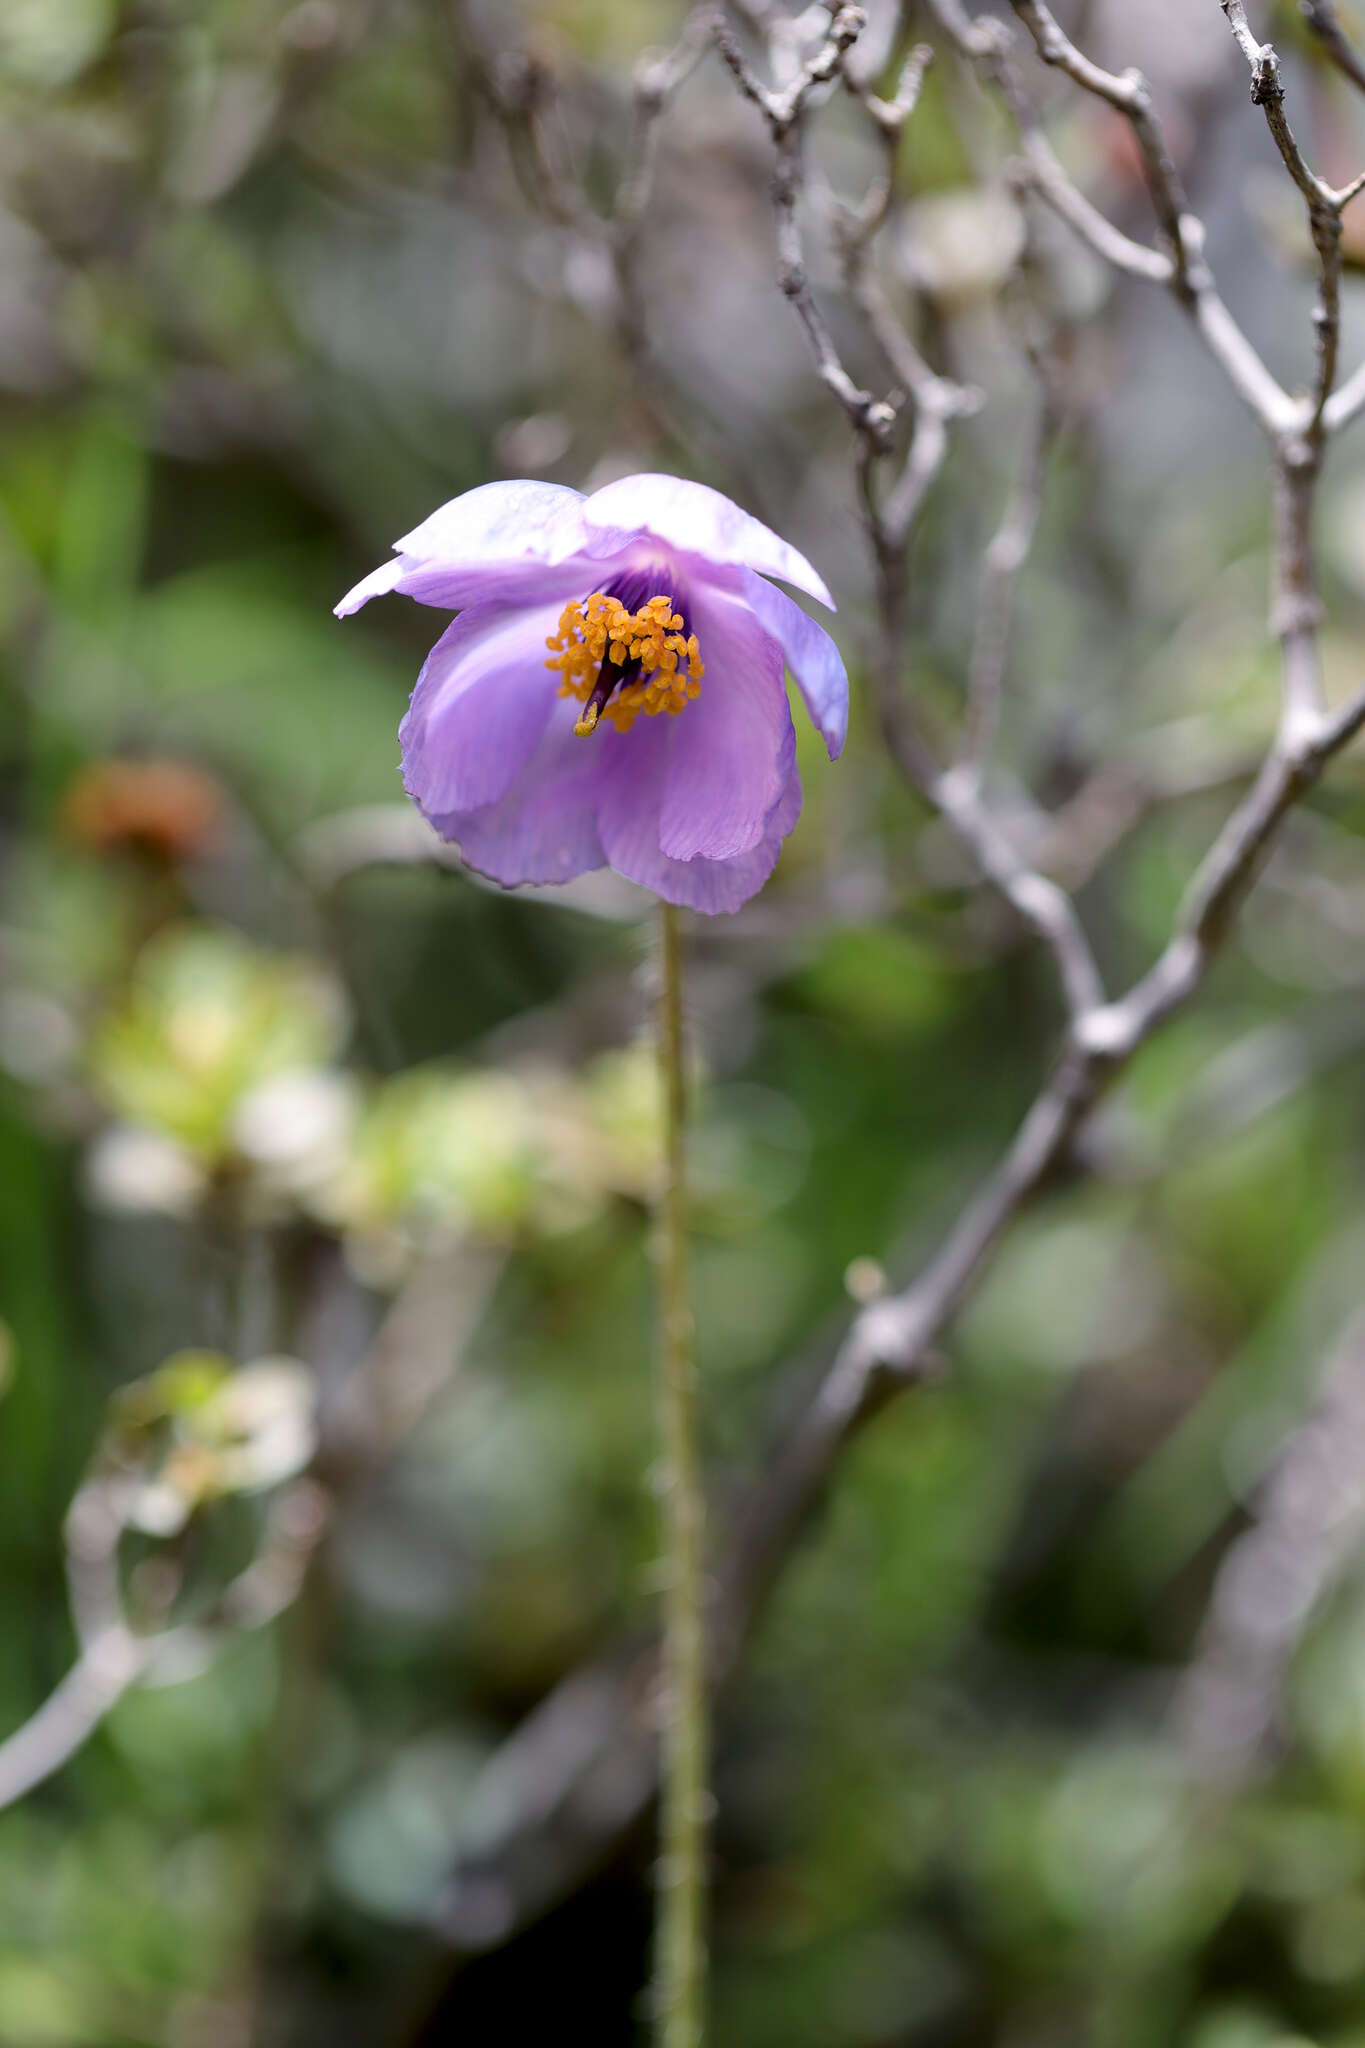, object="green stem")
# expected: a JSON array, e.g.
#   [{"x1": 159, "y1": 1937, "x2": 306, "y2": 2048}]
[{"x1": 653, "y1": 898, "x2": 708, "y2": 2048}]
